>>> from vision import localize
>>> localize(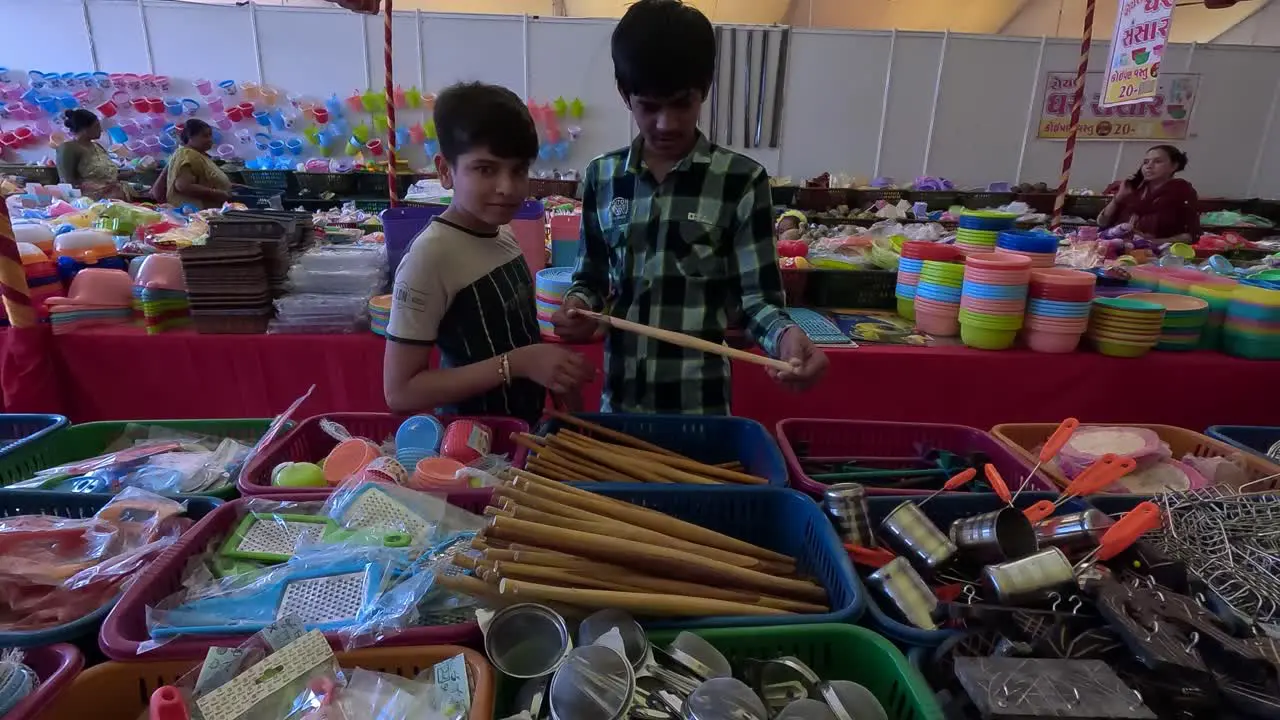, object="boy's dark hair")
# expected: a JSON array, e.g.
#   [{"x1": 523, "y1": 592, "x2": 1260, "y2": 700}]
[
  {"x1": 612, "y1": 0, "x2": 716, "y2": 99},
  {"x1": 180, "y1": 118, "x2": 212, "y2": 145},
  {"x1": 433, "y1": 82, "x2": 538, "y2": 164}
]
